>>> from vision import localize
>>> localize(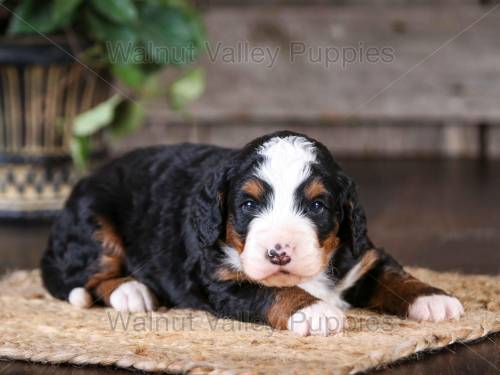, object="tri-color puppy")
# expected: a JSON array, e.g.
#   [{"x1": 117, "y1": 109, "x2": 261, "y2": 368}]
[{"x1": 42, "y1": 131, "x2": 463, "y2": 336}]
